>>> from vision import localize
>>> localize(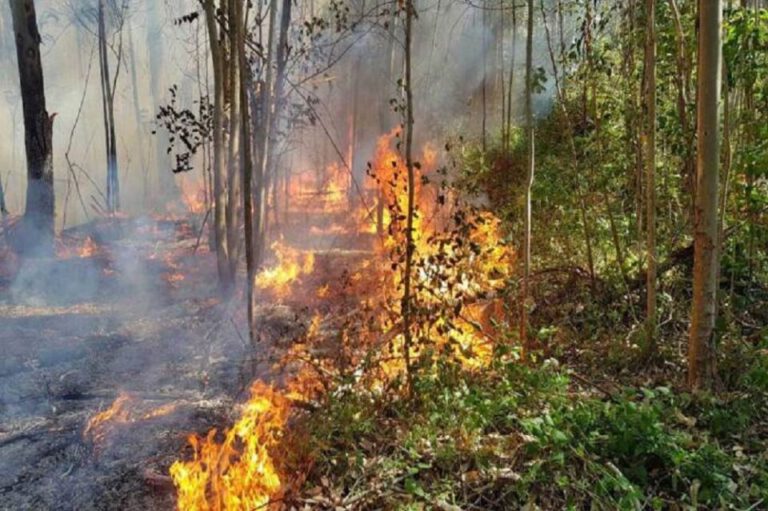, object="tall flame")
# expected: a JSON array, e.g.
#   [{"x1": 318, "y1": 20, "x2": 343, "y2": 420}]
[{"x1": 170, "y1": 131, "x2": 513, "y2": 510}]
